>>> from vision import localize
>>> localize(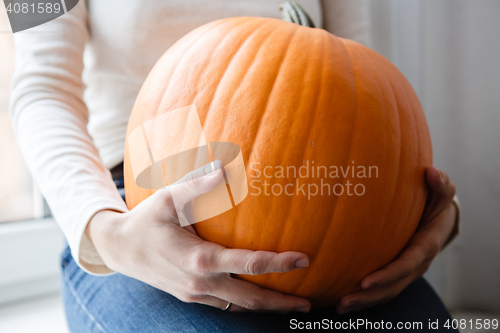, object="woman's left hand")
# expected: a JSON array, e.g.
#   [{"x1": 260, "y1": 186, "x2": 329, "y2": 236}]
[{"x1": 337, "y1": 167, "x2": 457, "y2": 314}]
